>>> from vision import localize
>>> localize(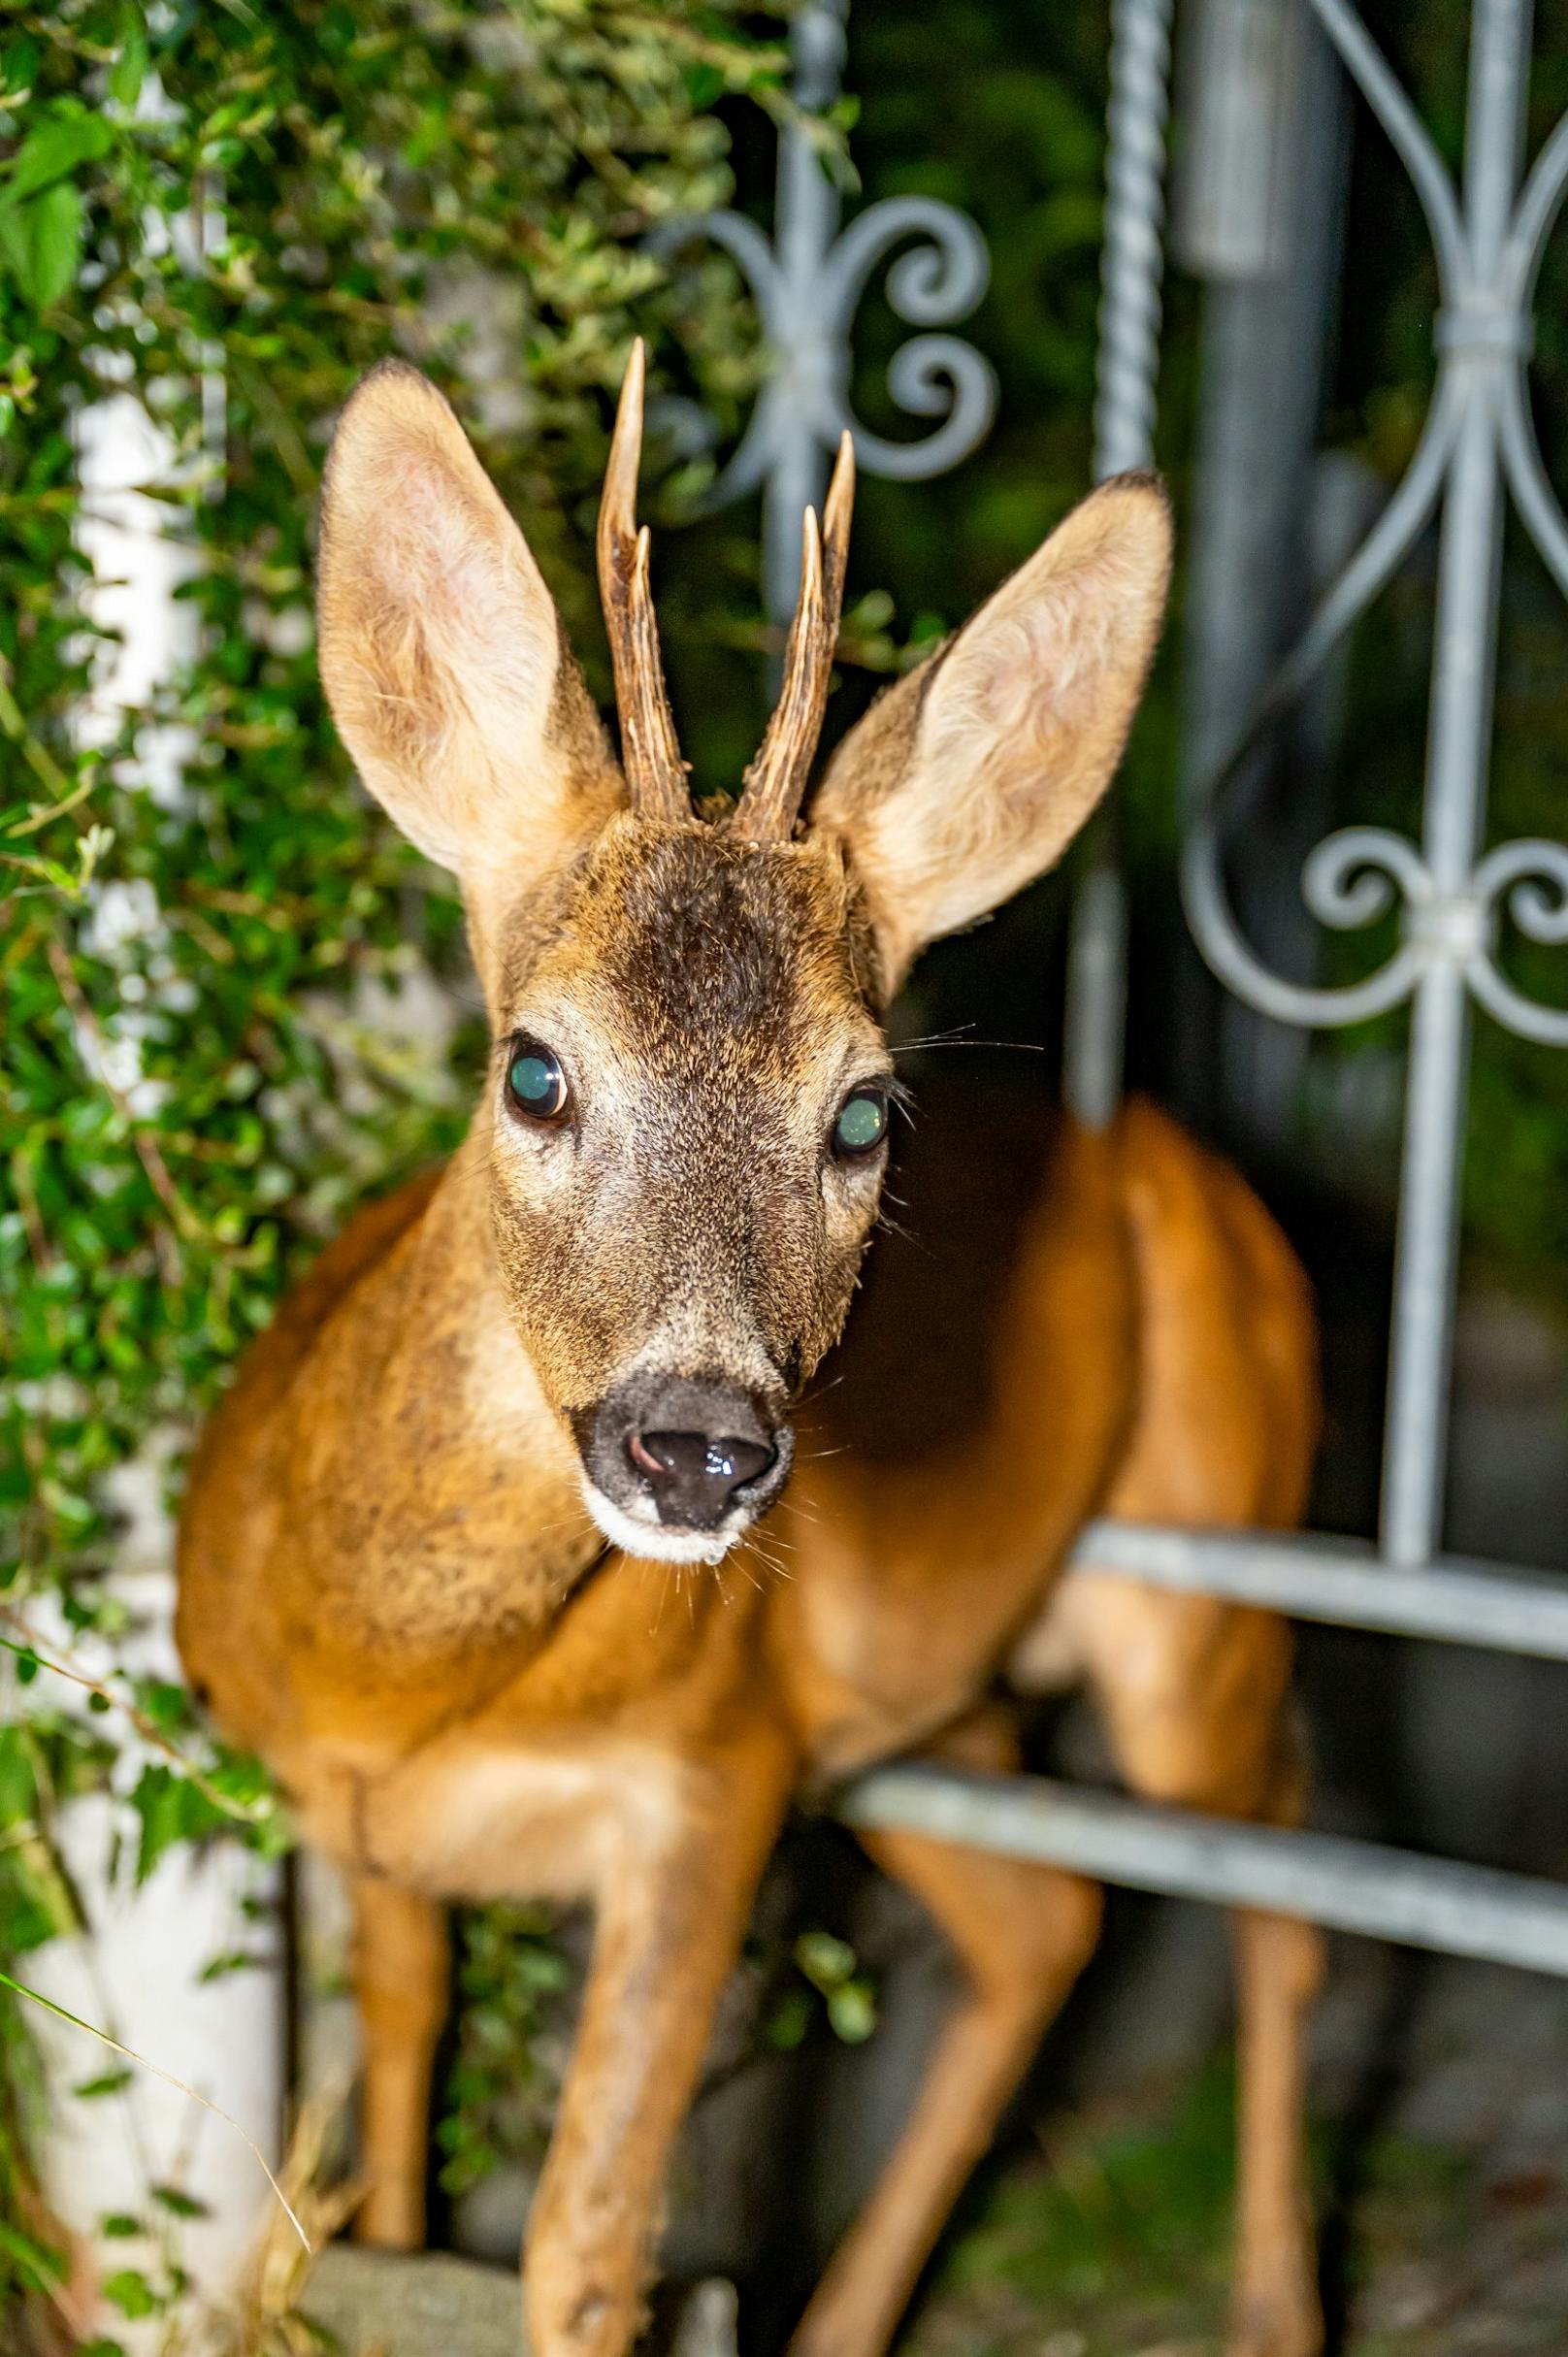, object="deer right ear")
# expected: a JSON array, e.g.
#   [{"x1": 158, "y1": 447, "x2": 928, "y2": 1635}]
[
  {"x1": 316, "y1": 362, "x2": 622, "y2": 890},
  {"x1": 812, "y1": 475, "x2": 1172, "y2": 997}
]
